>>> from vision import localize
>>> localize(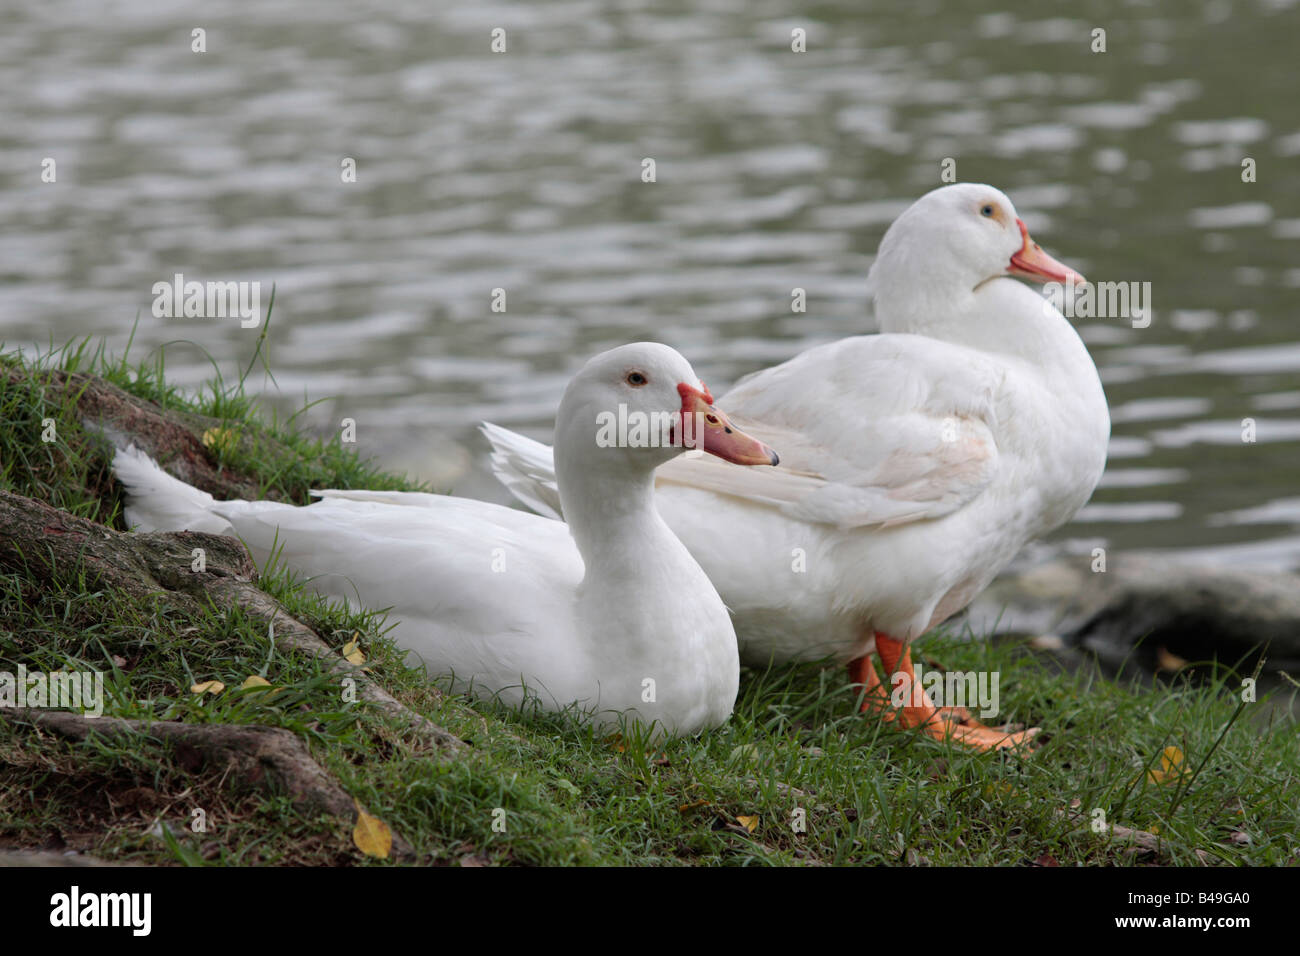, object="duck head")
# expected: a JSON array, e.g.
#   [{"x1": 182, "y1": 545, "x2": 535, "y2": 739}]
[
  {"x1": 867, "y1": 183, "x2": 1085, "y2": 333},
  {"x1": 555, "y1": 342, "x2": 779, "y2": 474}
]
